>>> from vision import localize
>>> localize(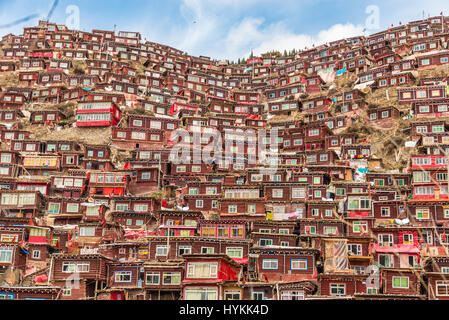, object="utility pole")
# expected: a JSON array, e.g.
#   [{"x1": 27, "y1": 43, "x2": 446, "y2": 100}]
[
  {"x1": 166, "y1": 225, "x2": 170, "y2": 257},
  {"x1": 442, "y1": 12, "x2": 444, "y2": 33},
  {"x1": 447, "y1": 150, "x2": 449, "y2": 203},
  {"x1": 157, "y1": 155, "x2": 161, "y2": 189},
  {"x1": 252, "y1": 49, "x2": 255, "y2": 79}
]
